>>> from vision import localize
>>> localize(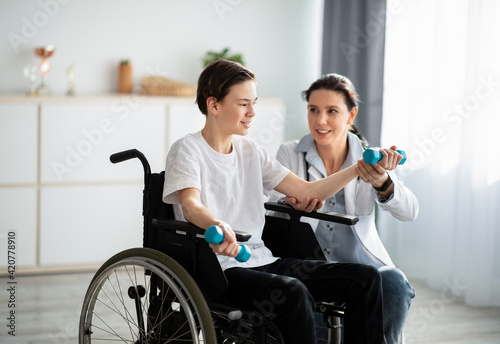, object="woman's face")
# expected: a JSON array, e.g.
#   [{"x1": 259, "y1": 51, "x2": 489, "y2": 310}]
[
  {"x1": 216, "y1": 80, "x2": 258, "y2": 136},
  {"x1": 307, "y1": 89, "x2": 357, "y2": 146}
]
